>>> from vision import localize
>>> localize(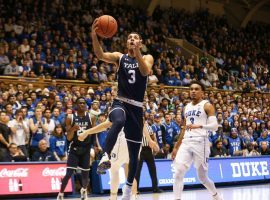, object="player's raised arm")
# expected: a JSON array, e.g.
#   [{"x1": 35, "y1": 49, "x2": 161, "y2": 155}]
[
  {"x1": 171, "y1": 119, "x2": 186, "y2": 161},
  {"x1": 78, "y1": 119, "x2": 112, "y2": 141},
  {"x1": 132, "y1": 37, "x2": 153, "y2": 76},
  {"x1": 91, "y1": 19, "x2": 122, "y2": 65}
]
